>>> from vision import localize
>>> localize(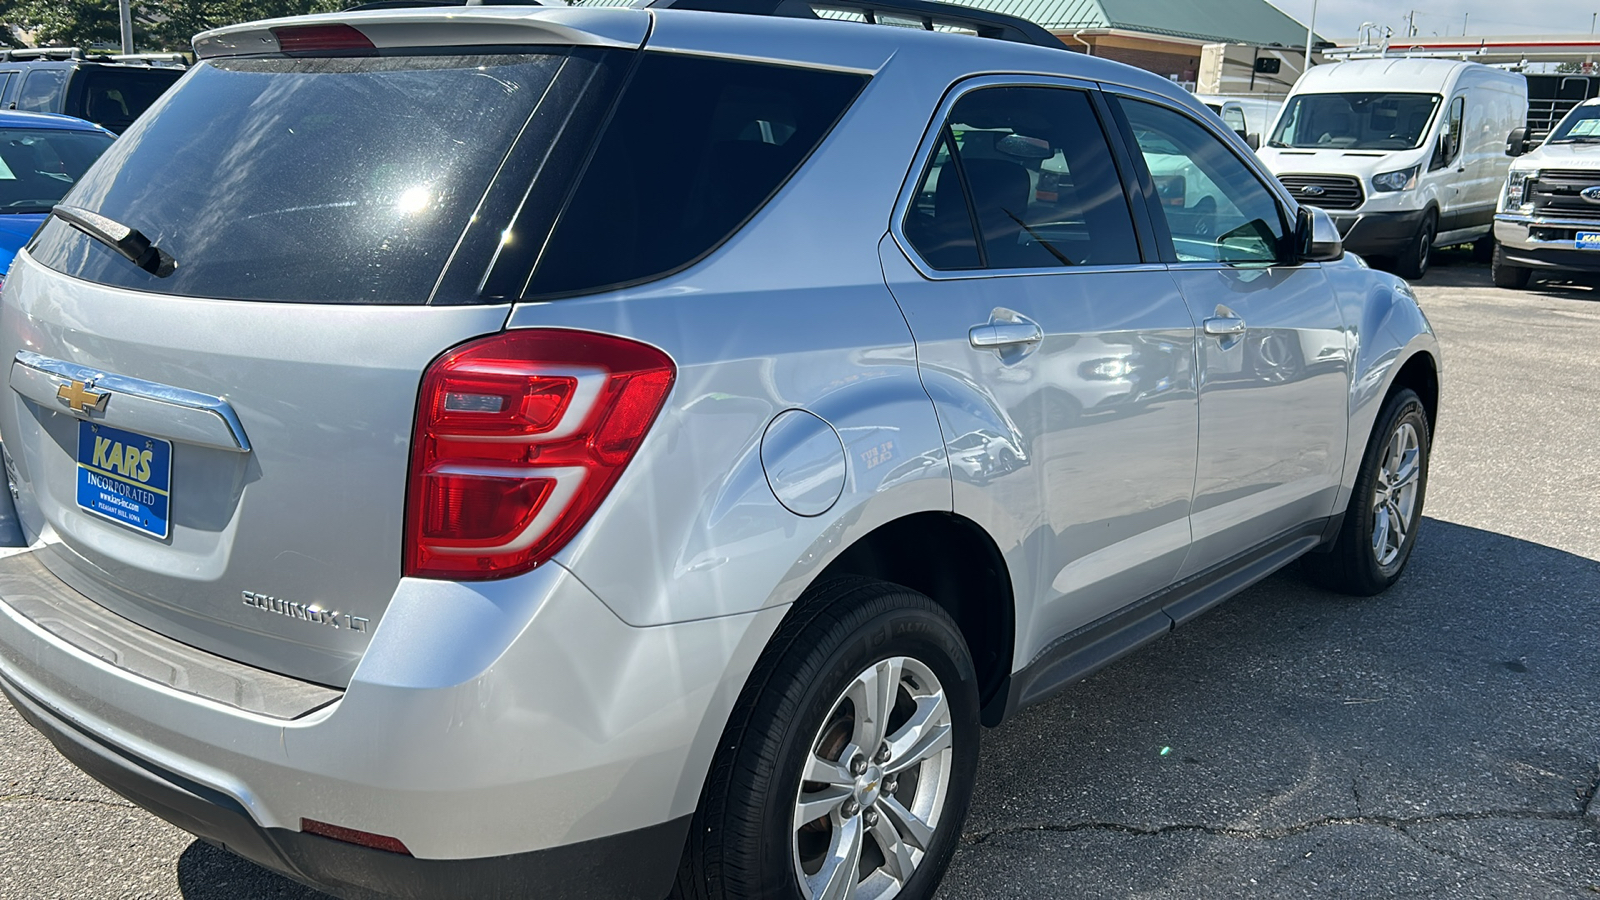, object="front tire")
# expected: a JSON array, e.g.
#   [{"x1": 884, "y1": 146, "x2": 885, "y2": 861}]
[
  {"x1": 1491, "y1": 244, "x2": 1532, "y2": 289},
  {"x1": 675, "y1": 577, "x2": 980, "y2": 900},
  {"x1": 1393, "y1": 211, "x2": 1437, "y2": 280},
  {"x1": 1303, "y1": 388, "x2": 1431, "y2": 596}
]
